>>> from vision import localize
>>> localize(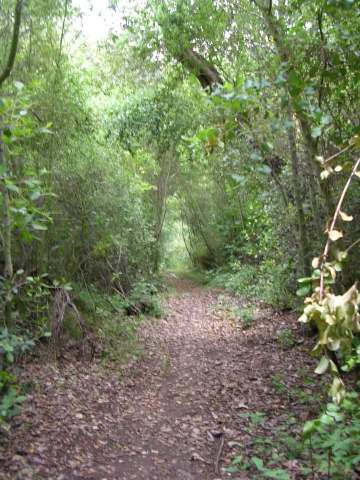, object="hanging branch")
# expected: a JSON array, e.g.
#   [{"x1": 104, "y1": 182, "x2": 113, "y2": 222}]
[
  {"x1": 177, "y1": 49, "x2": 223, "y2": 91},
  {"x1": 319, "y1": 157, "x2": 360, "y2": 300},
  {"x1": 0, "y1": 0, "x2": 23, "y2": 87}
]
